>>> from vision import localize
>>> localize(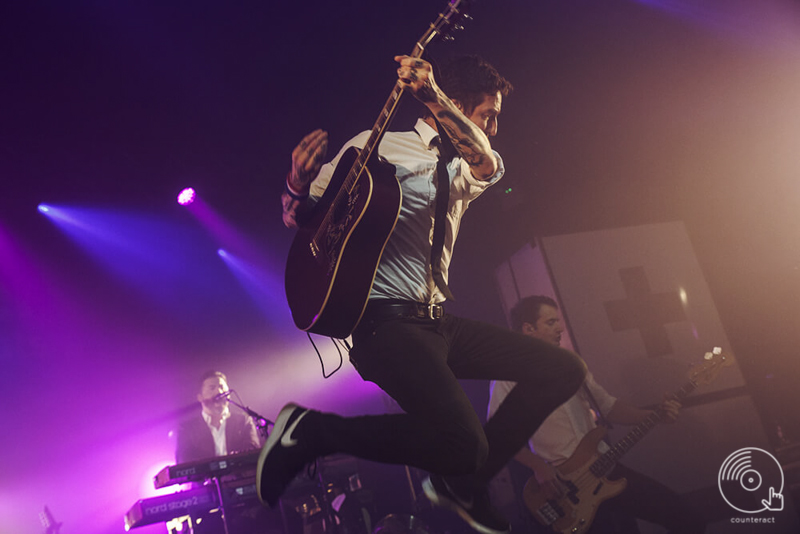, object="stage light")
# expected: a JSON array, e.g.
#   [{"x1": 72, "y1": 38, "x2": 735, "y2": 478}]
[
  {"x1": 217, "y1": 248, "x2": 227, "y2": 257},
  {"x1": 177, "y1": 188, "x2": 196, "y2": 206},
  {"x1": 38, "y1": 204, "x2": 50, "y2": 213}
]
